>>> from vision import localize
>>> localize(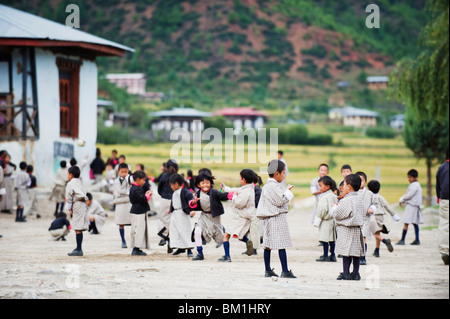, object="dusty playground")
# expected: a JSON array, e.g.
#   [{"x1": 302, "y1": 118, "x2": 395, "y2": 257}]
[{"x1": 0, "y1": 184, "x2": 448, "y2": 300}]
